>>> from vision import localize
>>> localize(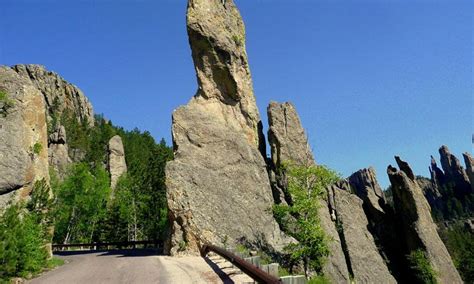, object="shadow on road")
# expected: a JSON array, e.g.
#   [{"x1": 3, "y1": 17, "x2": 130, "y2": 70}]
[{"x1": 55, "y1": 249, "x2": 162, "y2": 258}]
